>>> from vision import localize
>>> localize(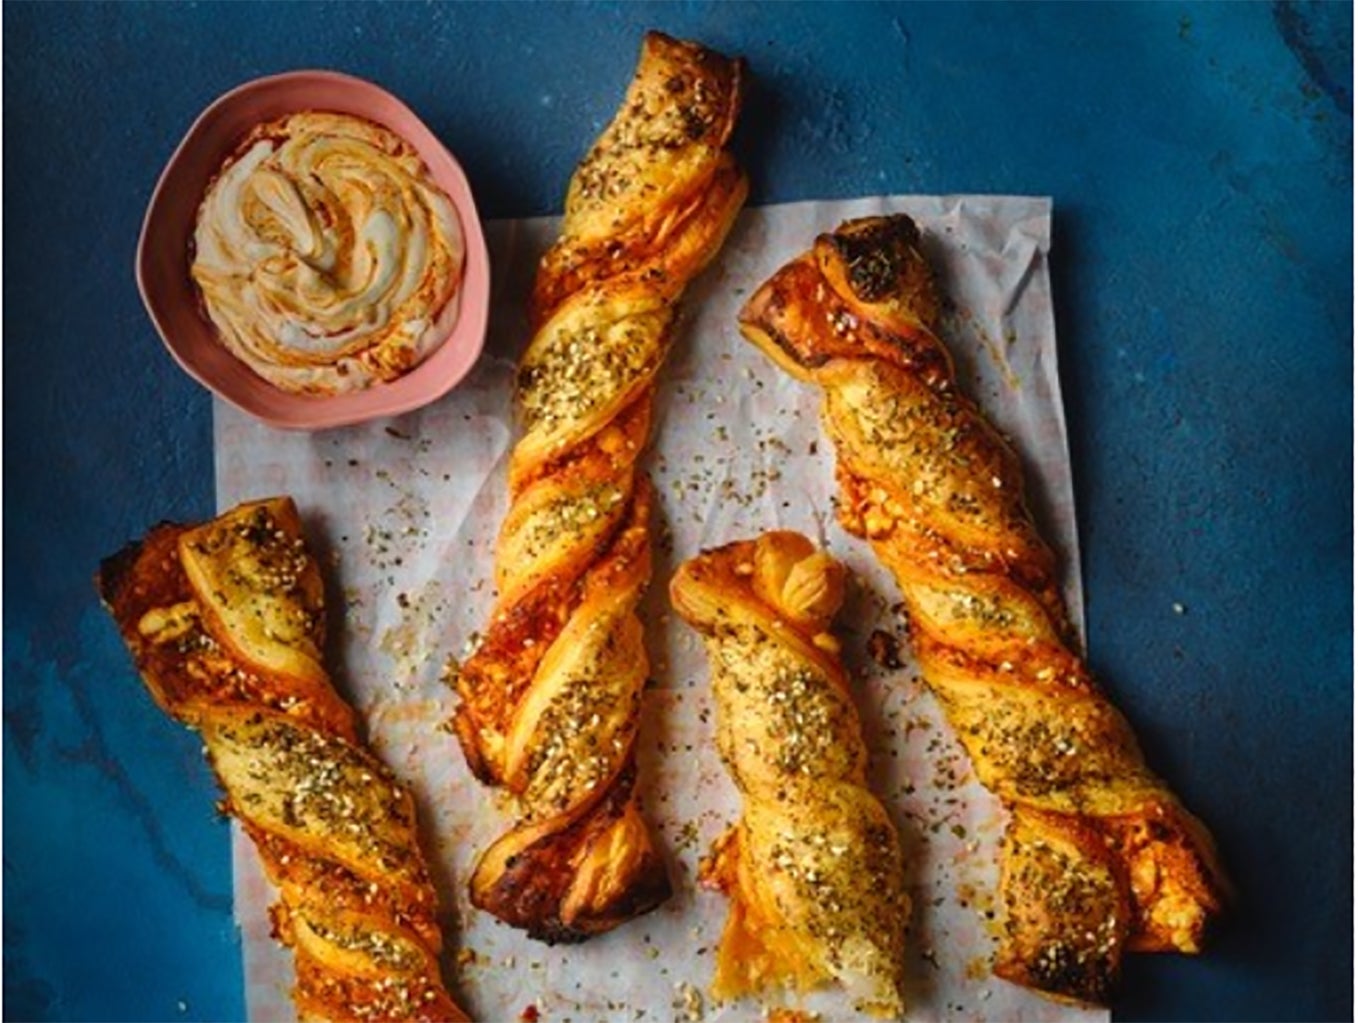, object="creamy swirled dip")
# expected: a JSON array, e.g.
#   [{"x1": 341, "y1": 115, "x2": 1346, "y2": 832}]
[{"x1": 191, "y1": 111, "x2": 464, "y2": 395}]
